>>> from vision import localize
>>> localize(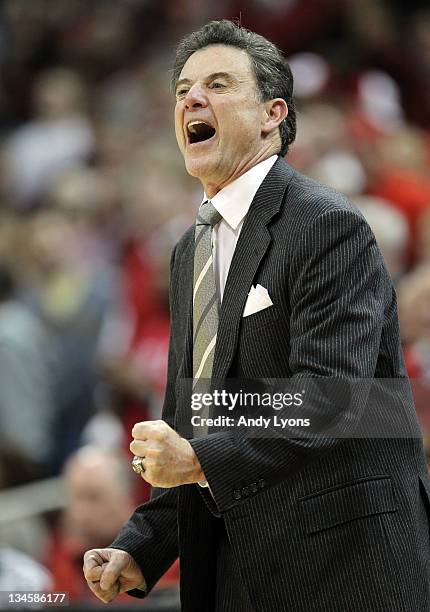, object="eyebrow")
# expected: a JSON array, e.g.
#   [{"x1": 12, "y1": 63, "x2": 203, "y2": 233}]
[{"x1": 175, "y1": 72, "x2": 236, "y2": 92}]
